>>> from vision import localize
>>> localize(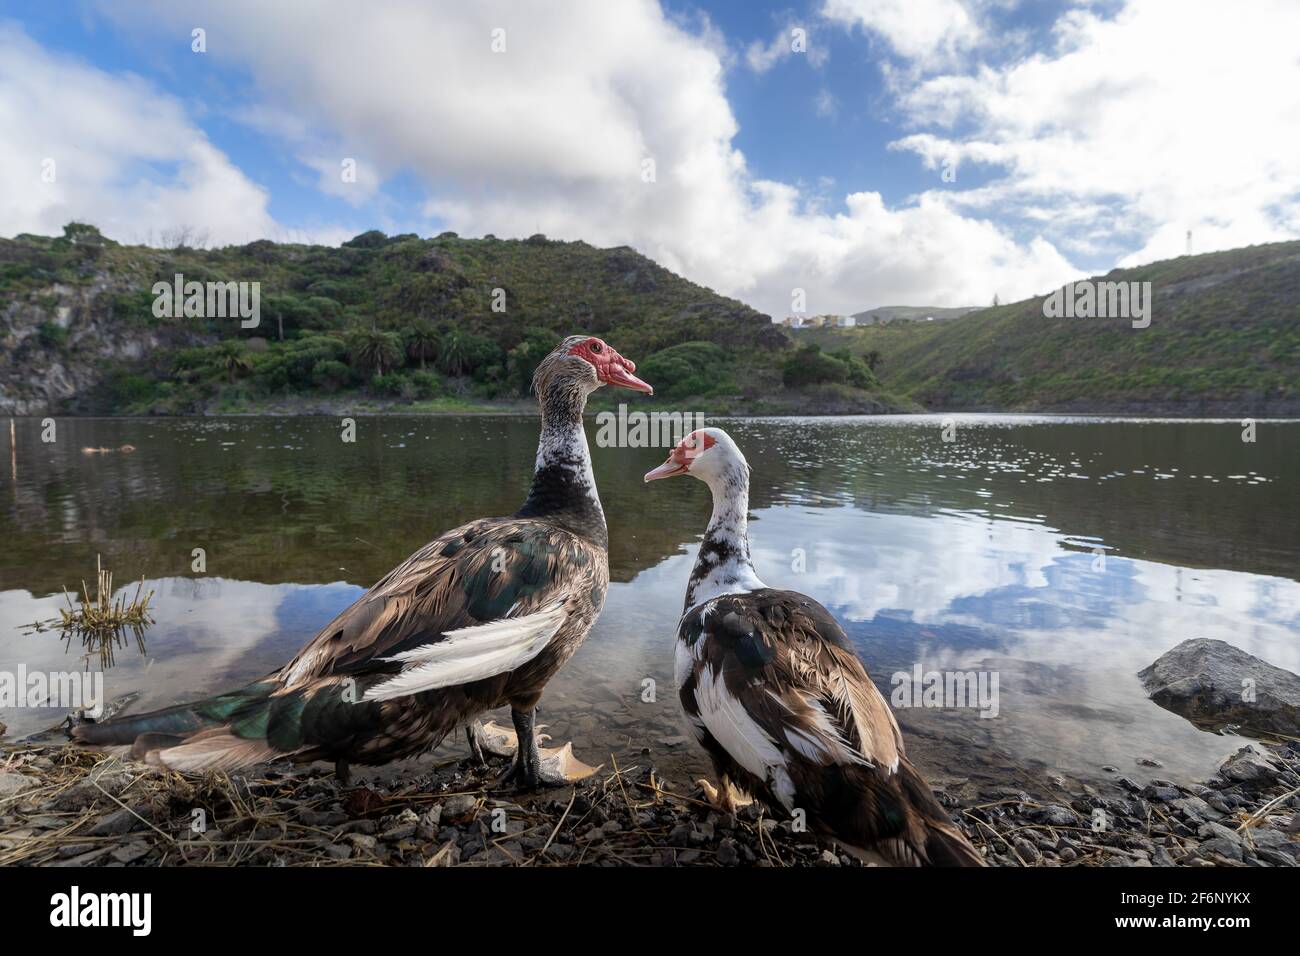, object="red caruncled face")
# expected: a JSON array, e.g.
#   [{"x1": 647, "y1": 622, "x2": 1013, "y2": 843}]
[
  {"x1": 568, "y1": 337, "x2": 653, "y2": 393},
  {"x1": 643, "y1": 429, "x2": 715, "y2": 481}
]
